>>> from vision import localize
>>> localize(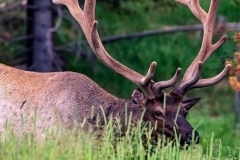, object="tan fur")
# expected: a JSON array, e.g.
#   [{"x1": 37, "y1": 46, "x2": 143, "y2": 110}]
[{"x1": 0, "y1": 63, "x2": 123, "y2": 140}]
